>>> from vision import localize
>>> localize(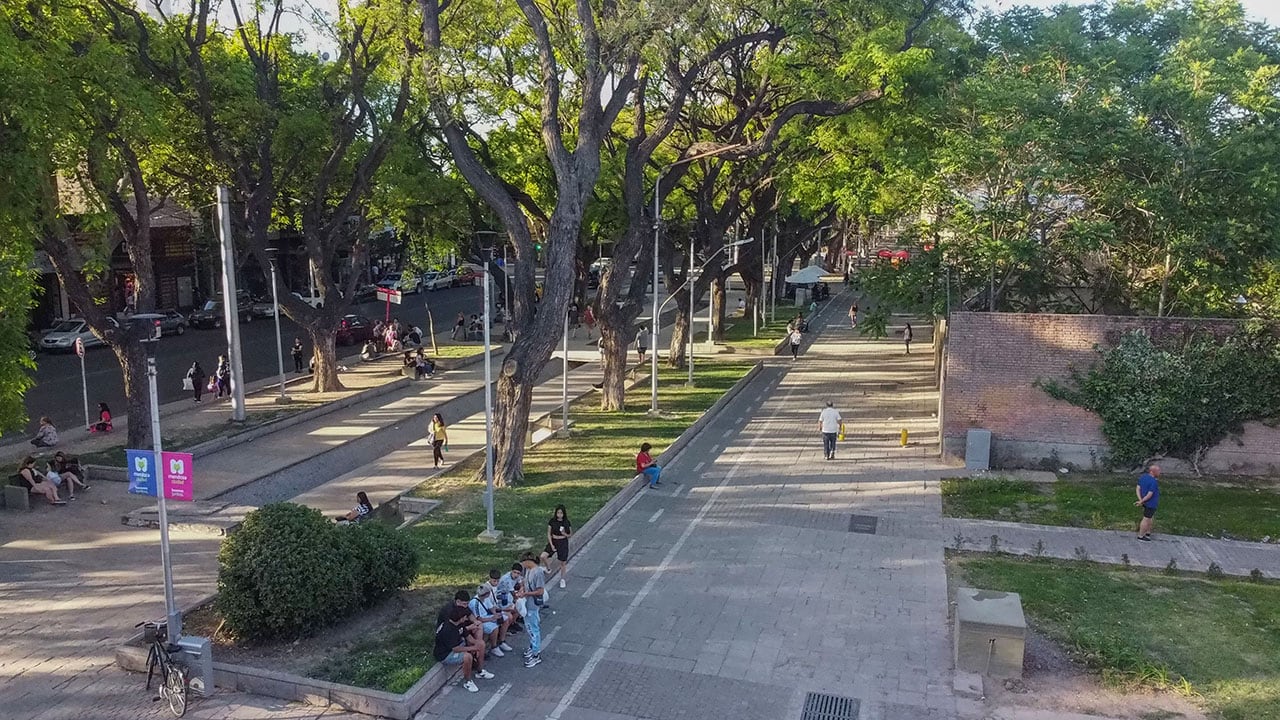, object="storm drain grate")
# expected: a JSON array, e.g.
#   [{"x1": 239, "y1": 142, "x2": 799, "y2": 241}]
[
  {"x1": 801, "y1": 692, "x2": 860, "y2": 720},
  {"x1": 848, "y1": 514, "x2": 879, "y2": 534}
]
